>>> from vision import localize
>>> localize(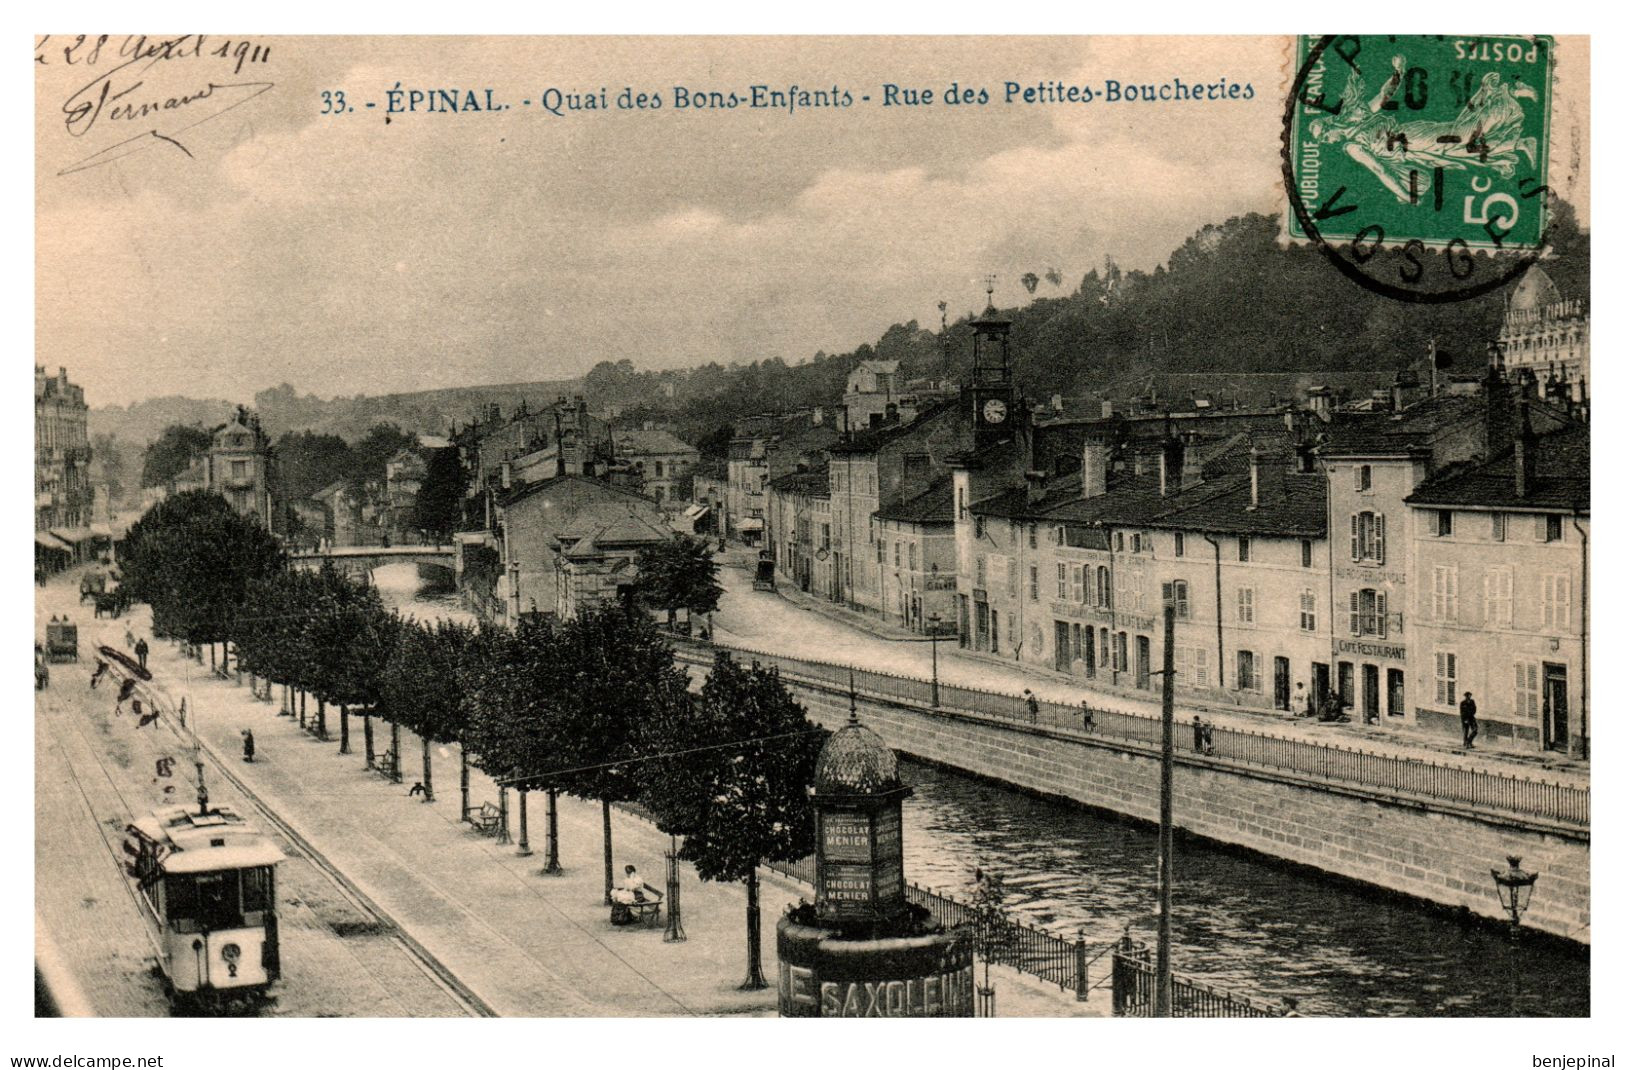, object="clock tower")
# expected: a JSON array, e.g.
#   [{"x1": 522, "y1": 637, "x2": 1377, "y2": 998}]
[{"x1": 968, "y1": 280, "x2": 1015, "y2": 450}]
